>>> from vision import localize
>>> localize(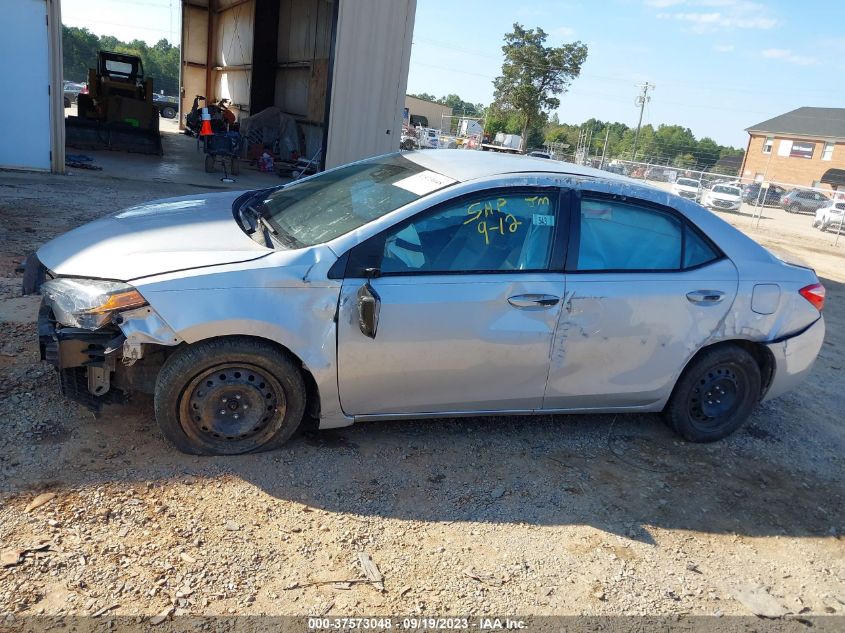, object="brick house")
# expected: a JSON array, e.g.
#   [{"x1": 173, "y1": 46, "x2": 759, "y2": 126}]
[{"x1": 739, "y1": 107, "x2": 845, "y2": 196}]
